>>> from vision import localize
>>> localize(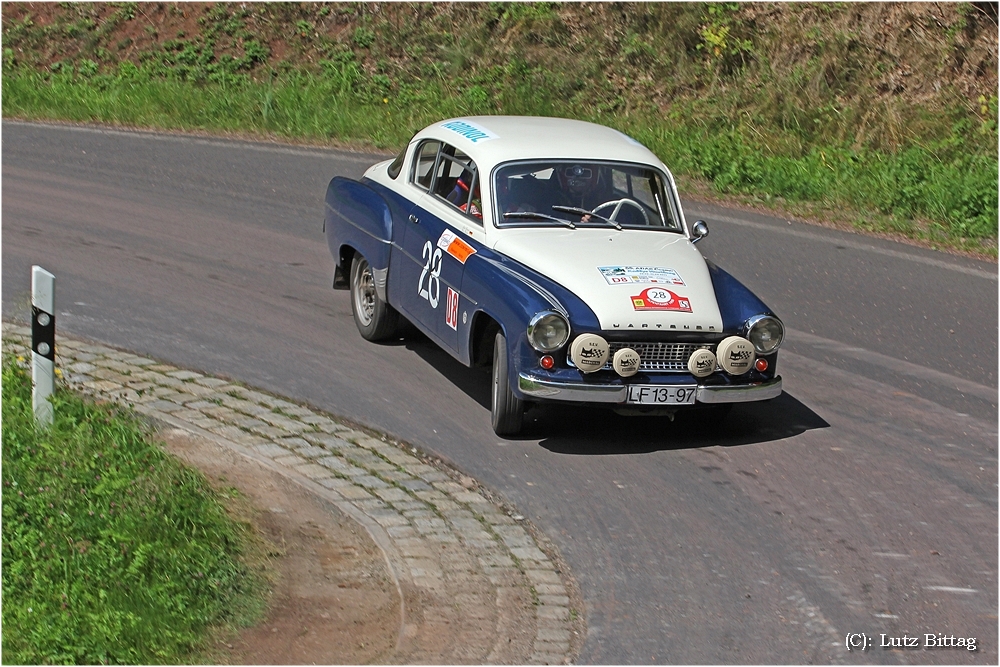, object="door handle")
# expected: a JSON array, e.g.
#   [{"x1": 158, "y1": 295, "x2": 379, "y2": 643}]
[{"x1": 408, "y1": 214, "x2": 420, "y2": 224}]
